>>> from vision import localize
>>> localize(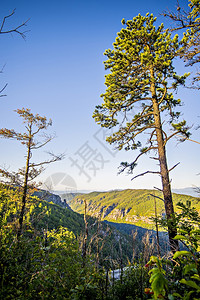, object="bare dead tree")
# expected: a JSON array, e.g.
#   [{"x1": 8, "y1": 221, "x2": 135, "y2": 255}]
[
  {"x1": 142, "y1": 231, "x2": 155, "y2": 264},
  {"x1": 118, "y1": 238, "x2": 123, "y2": 284},
  {"x1": 132, "y1": 230, "x2": 138, "y2": 261},
  {"x1": 0, "y1": 9, "x2": 29, "y2": 39},
  {"x1": 0, "y1": 9, "x2": 29, "y2": 97},
  {"x1": 82, "y1": 199, "x2": 88, "y2": 266}
]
